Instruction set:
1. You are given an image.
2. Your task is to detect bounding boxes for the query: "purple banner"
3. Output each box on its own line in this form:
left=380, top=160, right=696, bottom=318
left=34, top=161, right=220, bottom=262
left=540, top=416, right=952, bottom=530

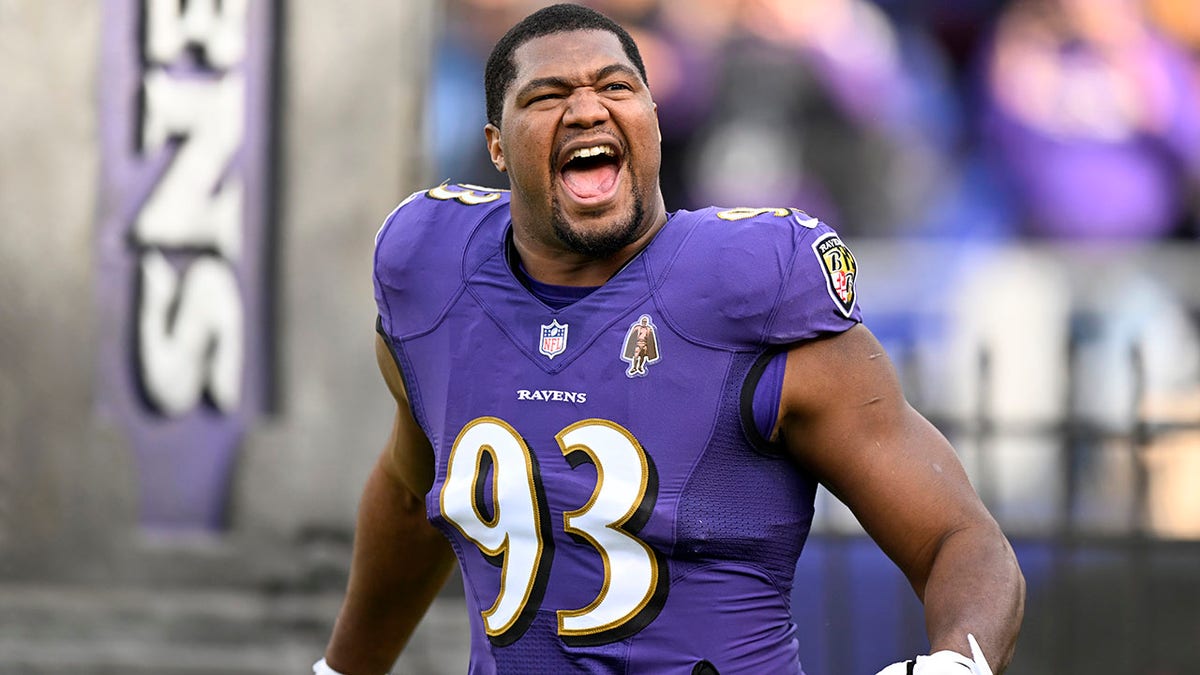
left=95, top=0, right=275, bottom=531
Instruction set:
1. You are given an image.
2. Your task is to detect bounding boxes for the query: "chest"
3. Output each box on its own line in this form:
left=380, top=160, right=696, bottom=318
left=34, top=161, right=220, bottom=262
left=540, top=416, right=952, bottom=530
left=404, top=296, right=731, bottom=544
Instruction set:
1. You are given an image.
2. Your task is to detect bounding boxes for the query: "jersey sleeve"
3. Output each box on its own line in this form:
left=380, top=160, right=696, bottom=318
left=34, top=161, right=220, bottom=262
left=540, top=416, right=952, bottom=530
left=766, top=220, right=863, bottom=344
left=653, top=207, right=862, bottom=350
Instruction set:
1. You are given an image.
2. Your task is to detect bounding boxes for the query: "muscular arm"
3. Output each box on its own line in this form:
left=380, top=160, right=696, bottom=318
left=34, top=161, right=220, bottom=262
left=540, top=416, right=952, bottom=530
left=323, top=334, right=457, bottom=674
left=776, top=325, right=1025, bottom=671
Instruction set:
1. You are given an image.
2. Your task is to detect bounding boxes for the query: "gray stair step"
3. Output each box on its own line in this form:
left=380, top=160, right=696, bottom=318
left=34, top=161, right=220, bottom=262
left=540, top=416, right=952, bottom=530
left=0, top=583, right=469, bottom=675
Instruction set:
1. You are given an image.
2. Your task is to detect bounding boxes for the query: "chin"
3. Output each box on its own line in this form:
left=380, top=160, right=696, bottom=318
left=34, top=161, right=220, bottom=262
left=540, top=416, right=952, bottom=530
left=551, top=197, right=646, bottom=259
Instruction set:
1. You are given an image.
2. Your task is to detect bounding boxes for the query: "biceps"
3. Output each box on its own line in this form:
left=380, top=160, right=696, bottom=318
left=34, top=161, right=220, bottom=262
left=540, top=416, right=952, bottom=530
left=382, top=405, right=437, bottom=498
left=374, top=333, right=436, bottom=497
left=778, top=326, right=987, bottom=581
left=803, top=403, right=985, bottom=588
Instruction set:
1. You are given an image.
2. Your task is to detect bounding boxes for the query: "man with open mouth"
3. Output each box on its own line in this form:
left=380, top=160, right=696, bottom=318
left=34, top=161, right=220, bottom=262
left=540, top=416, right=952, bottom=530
left=317, top=4, right=1025, bottom=675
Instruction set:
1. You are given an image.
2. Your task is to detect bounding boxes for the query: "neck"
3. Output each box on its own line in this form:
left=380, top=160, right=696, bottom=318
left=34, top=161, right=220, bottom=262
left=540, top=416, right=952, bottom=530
left=512, top=195, right=668, bottom=286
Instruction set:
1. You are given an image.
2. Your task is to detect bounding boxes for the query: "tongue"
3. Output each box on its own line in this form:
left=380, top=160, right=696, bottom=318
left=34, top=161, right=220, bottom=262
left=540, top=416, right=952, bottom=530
left=562, top=163, right=619, bottom=199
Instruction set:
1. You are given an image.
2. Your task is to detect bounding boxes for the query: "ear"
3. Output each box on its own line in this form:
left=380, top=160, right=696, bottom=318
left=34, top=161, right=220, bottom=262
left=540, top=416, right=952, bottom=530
left=653, top=101, right=662, bottom=143
left=485, top=123, right=506, bottom=173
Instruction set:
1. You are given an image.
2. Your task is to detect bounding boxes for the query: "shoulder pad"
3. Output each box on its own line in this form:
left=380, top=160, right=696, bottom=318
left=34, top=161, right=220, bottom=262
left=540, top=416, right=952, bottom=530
left=374, top=184, right=510, bottom=337
left=654, top=206, right=861, bottom=349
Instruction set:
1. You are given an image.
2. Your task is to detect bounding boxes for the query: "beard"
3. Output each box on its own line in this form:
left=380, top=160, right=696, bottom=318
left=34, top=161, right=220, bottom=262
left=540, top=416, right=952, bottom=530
left=549, top=170, right=648, bottom=259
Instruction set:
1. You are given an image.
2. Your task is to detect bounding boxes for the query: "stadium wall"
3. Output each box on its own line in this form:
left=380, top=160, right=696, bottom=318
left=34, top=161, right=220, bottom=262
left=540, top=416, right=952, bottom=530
left=0, top=0, right=435, bottom=581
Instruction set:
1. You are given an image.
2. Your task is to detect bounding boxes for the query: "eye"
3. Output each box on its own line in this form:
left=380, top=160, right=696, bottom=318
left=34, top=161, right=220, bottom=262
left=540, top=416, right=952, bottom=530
left=529, top=92, right=562, bottom=104
left=603, top=82, right=632, bottom=92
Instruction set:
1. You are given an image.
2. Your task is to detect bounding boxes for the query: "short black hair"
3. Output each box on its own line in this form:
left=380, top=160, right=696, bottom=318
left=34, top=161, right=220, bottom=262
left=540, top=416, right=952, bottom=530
left=484, top=3, right=648, bottom=128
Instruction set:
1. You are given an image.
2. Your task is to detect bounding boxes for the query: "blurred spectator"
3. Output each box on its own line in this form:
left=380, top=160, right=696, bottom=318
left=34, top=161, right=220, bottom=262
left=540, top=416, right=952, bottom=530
left=677, top=0, right=964, bottom=237
left=427, top=0, right=539, bottom=187
left=429, top=0, right=1200, bottom=241
left=1146, top=0, right=1200, bottom=53
left=427, top=0, right=969, bottom=238
left=980, top=0, right=1200, bottom=239
left=883, top=0, right=1008, bottom=78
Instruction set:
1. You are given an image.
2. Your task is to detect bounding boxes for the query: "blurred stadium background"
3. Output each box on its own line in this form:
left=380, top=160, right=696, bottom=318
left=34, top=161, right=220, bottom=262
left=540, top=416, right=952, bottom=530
left=1, top=0, right=1198, bottom=673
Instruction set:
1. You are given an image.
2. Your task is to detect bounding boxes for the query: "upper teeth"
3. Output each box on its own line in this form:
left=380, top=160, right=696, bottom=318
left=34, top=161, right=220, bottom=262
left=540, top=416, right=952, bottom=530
left=569, top=145, right=615, bottom=161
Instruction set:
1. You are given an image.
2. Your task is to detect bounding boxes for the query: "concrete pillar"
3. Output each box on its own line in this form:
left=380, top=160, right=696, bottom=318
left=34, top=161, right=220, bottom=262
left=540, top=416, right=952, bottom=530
left=0, top=0, right=435, bottom=578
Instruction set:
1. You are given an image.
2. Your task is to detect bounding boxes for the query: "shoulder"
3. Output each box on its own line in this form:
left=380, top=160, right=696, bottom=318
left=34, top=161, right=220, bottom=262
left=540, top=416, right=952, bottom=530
left=374, top=183, right=510, bottom=336
left=374, top=183, right=510, bottom=263
left=652, top=206, right=862, bottom=349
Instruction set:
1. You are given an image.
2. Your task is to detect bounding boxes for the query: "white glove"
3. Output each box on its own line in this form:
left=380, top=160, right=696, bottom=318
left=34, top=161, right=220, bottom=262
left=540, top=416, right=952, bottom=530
left=312, top=658, right=347, bottom=675
left=312, top=657, right=394, bottom=675
left=875, top=633, right=994, bottom=675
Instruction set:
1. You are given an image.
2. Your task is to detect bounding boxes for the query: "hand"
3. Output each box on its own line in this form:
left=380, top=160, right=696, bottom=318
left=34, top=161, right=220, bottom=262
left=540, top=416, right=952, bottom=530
left=874, top=634, right=994, bottom=675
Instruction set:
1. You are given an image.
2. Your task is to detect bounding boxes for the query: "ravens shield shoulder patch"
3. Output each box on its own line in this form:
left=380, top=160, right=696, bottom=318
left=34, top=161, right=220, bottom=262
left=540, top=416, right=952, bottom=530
left=812, top=233, right=857, bottom=318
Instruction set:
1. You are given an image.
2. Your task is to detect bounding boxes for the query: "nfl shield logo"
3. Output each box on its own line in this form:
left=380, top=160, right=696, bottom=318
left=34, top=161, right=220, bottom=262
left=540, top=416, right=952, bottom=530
left=539, top=320, right=569, bottom=359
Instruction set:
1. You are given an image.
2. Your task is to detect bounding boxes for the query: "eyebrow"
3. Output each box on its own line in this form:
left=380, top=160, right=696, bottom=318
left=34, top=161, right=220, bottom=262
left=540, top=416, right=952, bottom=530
left=515, top=64, right=641, bottom=100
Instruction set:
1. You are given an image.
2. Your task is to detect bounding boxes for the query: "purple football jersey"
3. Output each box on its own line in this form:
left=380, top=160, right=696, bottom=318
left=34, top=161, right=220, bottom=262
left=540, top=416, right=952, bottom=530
left=374, top=184, right=863, bottom=674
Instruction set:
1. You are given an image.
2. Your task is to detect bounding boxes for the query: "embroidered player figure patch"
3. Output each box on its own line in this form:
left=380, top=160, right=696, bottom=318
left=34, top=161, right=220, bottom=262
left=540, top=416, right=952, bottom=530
left=812, top=232, right=857, bottom=318
left=621, top=314, right=660, bottom=377
left=540, top=319, right=568, bottom=359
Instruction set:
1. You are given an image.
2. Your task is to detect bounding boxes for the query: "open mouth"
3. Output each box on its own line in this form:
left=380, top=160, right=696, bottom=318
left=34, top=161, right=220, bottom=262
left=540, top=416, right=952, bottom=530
left=559, top=143, right=622, bottom=203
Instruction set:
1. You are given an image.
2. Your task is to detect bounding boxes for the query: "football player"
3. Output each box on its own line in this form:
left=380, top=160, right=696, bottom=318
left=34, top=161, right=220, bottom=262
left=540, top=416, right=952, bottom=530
left=316, top=5, right=1024, bottom=674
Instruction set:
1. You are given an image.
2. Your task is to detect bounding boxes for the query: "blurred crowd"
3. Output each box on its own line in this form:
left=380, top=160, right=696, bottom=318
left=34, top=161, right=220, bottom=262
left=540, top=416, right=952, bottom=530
left=428, top=0, right=1200, bottom=241
left=425, top=0, right=1200, bottom=539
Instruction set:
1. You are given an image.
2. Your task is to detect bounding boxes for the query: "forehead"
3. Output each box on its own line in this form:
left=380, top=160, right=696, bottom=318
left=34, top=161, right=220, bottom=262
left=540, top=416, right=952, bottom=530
left=510, top=29, right=633, bottom=86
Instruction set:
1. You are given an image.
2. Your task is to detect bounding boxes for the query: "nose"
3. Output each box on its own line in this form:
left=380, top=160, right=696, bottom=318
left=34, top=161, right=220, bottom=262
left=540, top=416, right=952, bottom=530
left=562, top=88, right=610, bottom=128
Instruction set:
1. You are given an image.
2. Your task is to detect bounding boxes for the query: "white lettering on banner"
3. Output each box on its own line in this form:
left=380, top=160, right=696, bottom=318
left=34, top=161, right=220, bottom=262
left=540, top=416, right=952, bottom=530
left=144, top=0, right=248, bottom=68
left=136, top=69, right=244, bottom=261
left=133, top=0, right=248, bottom=416
left=139, top=252, right=243, bottom=415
